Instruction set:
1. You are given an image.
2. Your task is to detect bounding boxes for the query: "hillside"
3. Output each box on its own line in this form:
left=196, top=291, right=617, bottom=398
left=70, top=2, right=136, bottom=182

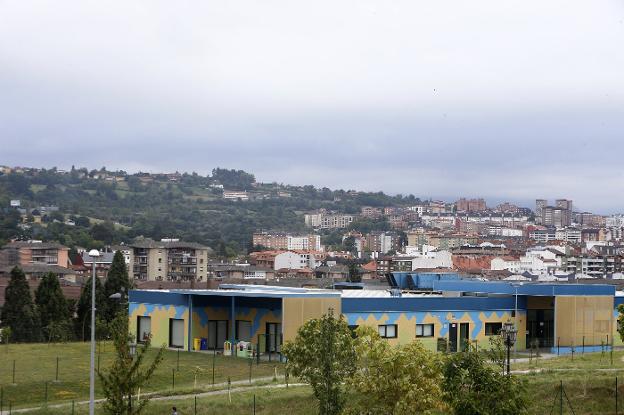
left=0, top=166, right=420, bottom=255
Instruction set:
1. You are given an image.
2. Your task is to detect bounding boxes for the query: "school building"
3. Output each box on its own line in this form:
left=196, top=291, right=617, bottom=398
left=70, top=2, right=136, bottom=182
left=128, top=274, right=622, bottom=355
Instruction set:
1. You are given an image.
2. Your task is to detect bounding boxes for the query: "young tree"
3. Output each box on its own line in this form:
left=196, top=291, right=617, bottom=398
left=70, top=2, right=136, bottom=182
left=35, top=273, right=71, bottom=332
left=98, top=312, right=164, bottom=415
left=1, top=267, right=41, bottom=342
left=283, top=309, right=356, bottom=415
left=346, top=326, right=445, bottom=414
left=443, top=343, right=527, bottom=415
left=347, top=262, right=362, bottom=283
left=104, top=251, right=132, bottom=321
left=75, top=276, right=107, bottom=341
left=617, top=304, right=624, bottom=342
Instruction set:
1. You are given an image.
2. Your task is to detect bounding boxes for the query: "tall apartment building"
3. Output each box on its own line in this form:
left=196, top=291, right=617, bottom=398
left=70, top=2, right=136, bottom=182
left=304, top=211, right=354, bottom=229
left=456, top=198, right=487, bottom=212
left=536, top=199, right=572, bottom=227
left=252, top=232, right=322, bottom=251
left=0, top=241, right=69, bottom=268
left=128, top=239, right=209, bottom=281
left=365, top=231, right=400, bottom=255
left=535, top=199, right=547, bottom=224
left=361, top=206, right=383, bottom=218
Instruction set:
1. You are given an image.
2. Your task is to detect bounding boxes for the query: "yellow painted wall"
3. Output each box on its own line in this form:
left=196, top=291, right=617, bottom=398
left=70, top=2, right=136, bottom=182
left=345, top=310, right=526, bottom=351
left=129, top=303, right=189, bottom=350
left=282, top=297, right=342, bottom=342
left=555, top=296, right=613, bottom=347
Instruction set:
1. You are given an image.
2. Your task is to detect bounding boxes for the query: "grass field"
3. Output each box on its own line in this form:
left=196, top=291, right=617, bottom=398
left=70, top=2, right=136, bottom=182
left=3, top=343, right=624, bottom=414
left=0, top=342, right=285, bottom=410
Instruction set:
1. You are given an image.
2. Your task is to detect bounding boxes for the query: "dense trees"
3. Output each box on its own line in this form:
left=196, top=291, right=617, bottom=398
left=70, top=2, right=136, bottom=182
left=346, top=326, right=445, bottom=414
left=104, top=251, right=132, bottom=321
left=0, top=167, right=420, bottom=256
left=35, top=272, right=73, bottom=341
left=442, top=342, right=528, bottom=415
left=75, top=276, right=107, bottom=341
left=1, top=267, right=41, bottom=342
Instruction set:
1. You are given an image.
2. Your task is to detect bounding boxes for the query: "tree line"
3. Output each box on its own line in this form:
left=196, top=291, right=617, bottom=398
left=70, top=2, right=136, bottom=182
left=0, top=251, right=131, bottom=343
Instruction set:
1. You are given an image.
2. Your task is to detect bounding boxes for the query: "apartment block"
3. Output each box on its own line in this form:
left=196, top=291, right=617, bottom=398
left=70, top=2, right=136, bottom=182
left=128, top=239, right=210, bottom=281
left=252, top=232, right=322, bottom=251
left=0, top=241, right=69, bottom=268
left=455, top=198, right=487, bottom=212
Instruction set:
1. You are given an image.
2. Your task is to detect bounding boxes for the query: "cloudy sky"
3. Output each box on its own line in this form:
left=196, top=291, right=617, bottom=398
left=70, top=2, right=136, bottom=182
left=1, top=1, right=623, bottom=212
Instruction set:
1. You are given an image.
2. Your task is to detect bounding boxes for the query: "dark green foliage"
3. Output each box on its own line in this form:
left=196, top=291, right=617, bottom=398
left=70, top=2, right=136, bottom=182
left=104, top=251, right=132, bottom=320
left=347, top=262, right=362, bottom=283
left=443, top=345, right=527, bottom=415
left=1, top=267, right=41, bottom=342
left=211, top=167, right=255, bottom=190
left=98, top=312, right=164, bottom=414
left=75, top=276, right=107, bottom=341
left=35, top=273, right=71, bottom=331
left=0, top=167, right=421, bottom=257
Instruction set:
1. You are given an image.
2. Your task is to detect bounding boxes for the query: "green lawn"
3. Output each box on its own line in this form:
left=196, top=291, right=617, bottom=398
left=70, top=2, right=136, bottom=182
left=3, top=343, right=624, bottom=414
left=16, top=386, right=317, bottom=415
left=0, top=342, right=285, bottom=409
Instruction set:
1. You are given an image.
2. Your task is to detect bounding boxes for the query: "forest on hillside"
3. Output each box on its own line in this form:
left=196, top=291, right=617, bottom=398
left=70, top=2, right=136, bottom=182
left=0, top=166, right=421, bottom=256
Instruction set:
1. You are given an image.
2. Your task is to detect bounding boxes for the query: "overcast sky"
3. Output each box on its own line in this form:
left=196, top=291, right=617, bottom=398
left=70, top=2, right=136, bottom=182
left=1, top=1, right=623, bottom=212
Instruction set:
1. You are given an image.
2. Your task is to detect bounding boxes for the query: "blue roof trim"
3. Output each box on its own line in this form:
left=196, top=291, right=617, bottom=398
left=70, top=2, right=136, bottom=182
left=433, top=281, right=615, bottom=296
left=129, top=290, right=189, bottom=306
left=342, top=296, right=526, bottom=313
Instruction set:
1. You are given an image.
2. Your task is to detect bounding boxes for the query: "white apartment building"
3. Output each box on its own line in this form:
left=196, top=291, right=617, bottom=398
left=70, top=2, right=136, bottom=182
left=223, top=191, right=249, bottom=201
left=287, top=235, right=322, bottom=251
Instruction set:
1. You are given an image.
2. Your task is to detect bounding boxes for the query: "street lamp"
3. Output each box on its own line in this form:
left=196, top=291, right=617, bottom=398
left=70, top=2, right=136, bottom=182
left=501, top=321, right=518, bottom=375
left=510, top=282, right=522, bottom=362
left=88, top=249, right=100, bottom=415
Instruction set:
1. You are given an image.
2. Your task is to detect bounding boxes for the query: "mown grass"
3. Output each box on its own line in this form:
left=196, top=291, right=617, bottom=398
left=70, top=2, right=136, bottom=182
left=0, top=342, right=285, bottom=409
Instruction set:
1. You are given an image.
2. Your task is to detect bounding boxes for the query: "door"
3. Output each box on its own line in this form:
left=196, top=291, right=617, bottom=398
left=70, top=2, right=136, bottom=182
left=169, top=318, right=184, bottom=349
left=266, top=322, right=282, bottom=353
left=449, top=323, right=458, bottom=352
left=137, top=316, right=151, bottom=343
left=208, top=320, right=228, bottom=349
left=460, top=323, right=470, bottom=351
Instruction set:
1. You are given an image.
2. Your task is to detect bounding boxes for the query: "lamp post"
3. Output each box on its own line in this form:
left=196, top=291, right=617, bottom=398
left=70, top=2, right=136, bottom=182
left=88, top=249, right=100, bottom=415
left=511, top=282, right=521, bottom=362
left=501, top=321, right=518, bottom=375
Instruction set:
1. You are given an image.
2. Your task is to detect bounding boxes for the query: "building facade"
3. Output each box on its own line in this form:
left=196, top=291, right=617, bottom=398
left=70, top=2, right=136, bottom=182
left=128, top=239, right=210, bottom=281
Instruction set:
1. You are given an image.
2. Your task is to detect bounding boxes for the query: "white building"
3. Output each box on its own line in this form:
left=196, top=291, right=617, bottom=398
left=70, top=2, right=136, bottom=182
left=223, top=191, right=249, bottom=201
left=287, top=235, right=322, bottom=251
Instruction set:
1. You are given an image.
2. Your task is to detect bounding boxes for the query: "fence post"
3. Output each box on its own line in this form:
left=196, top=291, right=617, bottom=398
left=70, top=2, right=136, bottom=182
left=560, top=381, right=563, bottom=415
left=72, top=400, right=75, bottom=415
left=582, top=336, right=585, bottom=355
left=56, top=356, right=59, bottom=382
left=256, top=339, right=260, bottom=366
left=97, top=355, right=100, bottom=373
left=45, top=381, right=48, bottom=406
left=177, top=348, right=180, bottom=371
left=249, top=355, right=252, bottom=384
left=228, top=377, right=231, bottom=403
left=12, top=360, right=15, bottom=384
left=194, top=395, right=197, bottom=415
left=253, top=394, right=256, bottom=415
left=172, top=368, right=175, bottom=390
left=557, top=338, right=560, bottom=356
left=212, top=348, right=216, bottom=386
